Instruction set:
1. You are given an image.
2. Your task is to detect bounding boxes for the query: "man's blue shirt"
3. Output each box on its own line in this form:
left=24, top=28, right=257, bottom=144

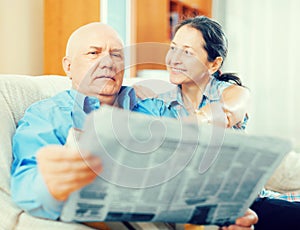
left=11, top=86, right=139, bottom=220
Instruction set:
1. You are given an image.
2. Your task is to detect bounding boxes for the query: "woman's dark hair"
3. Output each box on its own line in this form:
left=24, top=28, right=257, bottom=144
left=175, top=16, right=242, bottom=86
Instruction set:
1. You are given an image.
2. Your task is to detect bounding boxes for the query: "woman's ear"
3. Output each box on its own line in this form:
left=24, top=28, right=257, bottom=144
left=62, top=56, right=72, bottom=79
left=209, top=56, right=223, bottom=75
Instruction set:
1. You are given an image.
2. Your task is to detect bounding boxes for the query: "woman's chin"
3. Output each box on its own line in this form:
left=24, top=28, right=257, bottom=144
left=169, top=76, right=184, bottom=85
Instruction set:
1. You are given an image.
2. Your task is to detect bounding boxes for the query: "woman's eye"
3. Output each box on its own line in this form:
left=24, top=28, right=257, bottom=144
left=184, top=50, right=192, bottom=55
left=170, top=46, right=175, bottom=51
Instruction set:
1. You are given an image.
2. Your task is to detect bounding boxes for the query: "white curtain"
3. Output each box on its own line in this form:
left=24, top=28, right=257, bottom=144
left=213, top=0, right=300, bottom=149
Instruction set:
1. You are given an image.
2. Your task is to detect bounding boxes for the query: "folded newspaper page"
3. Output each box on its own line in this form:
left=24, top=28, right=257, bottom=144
left=61, top=105, right=292, bottom=226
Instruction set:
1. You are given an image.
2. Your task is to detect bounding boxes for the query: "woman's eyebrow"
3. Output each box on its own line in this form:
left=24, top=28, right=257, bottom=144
left=182, top=45, right=192, bottom=48
left=171, top=41, right=192, bottom=49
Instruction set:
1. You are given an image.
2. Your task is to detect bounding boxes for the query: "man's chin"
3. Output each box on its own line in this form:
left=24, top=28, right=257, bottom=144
left=95, top=91, right=120, bottom=105
left=94, top=89, right=115, bottom=96
left=97, top=87, right=120, bottom=96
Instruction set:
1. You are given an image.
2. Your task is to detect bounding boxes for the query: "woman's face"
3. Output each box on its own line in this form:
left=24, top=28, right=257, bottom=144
left=165, top=25, right=212, bottom=86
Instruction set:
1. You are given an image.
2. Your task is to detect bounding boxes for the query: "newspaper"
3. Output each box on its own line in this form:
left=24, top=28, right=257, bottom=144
left=61, top=105, right=292, bottom=226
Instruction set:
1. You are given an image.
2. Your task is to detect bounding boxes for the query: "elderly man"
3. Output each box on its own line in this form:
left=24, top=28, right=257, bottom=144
left=11, top=22, right=134, bottom=219
left=11, top=22, right=257, bottom=229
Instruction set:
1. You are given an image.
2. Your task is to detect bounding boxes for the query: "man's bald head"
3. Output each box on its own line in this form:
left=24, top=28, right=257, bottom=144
left=65, top=22, right=124, bottom=57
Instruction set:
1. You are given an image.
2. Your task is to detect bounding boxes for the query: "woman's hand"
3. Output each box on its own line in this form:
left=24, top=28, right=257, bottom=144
left=195, top=102, right=229, bottom=127
left=221, top=85, right=250, bottom=127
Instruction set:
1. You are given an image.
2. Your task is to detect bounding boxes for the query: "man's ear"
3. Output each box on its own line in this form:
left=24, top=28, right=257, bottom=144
left=62, top=56, right=72, bottom=79
left=209, top=56, right=223, bottom=75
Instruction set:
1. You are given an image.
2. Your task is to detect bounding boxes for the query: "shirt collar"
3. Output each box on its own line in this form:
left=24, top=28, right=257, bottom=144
left=69, top=89, right=99, bottom=114
left=161, top=77, right=216, bottom=108
left=116, top=86, right=138, bottom=110
left=202, top=77, right=222, bottom=101
left=70, top=86, right=137, bottom=113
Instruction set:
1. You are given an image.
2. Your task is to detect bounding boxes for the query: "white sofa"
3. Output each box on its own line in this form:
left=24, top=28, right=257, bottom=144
left=0, top=74, right=299, bottom=229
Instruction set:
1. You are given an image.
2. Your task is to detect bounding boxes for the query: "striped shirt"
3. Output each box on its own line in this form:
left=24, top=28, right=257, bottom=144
left=260, top=188, right=300, bottom=202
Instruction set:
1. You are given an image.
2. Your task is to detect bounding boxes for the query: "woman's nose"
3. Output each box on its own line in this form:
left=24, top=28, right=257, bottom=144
left=169, top=49, right=182, bottom=65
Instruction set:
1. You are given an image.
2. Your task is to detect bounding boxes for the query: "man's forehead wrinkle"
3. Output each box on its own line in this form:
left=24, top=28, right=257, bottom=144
left=65, top=22, right=124, bottom=56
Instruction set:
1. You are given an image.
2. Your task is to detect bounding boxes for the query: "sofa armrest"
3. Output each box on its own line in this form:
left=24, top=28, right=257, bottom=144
left=266, top=151, right=300, bottom=193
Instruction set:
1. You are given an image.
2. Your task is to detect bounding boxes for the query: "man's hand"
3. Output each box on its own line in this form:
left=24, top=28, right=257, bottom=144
left=220, top=209, right=258, bottom=230
left=37, top=145, right=102, bottom=201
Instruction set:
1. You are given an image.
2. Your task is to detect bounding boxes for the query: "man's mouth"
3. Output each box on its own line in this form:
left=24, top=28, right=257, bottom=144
left=94, top=75, right=115, bottom=81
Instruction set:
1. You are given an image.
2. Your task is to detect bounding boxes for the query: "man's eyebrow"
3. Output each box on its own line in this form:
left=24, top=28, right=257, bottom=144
left=111, top=48, right=123, bottom=52
left=89, top=46, right=102, bottom=50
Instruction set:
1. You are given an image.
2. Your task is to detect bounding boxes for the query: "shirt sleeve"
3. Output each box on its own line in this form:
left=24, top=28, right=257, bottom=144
left=133, top=98, right=173, bottom=117
left=209, top=79, right=233, bottom=102
left=215, top=81, right=249, bottom=130
left=11, top=102, right=69, bottom=220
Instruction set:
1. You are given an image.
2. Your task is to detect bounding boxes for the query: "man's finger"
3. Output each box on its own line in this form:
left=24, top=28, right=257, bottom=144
left=37, top=145, right=93, bottom=161
left=40, top=155, right=102, bottom=174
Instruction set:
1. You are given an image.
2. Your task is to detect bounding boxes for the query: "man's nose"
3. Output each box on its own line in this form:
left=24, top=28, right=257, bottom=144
left=98, top=53, right=113, bottom=69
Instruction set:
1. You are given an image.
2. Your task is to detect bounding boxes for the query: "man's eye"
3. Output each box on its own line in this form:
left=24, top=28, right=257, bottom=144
left=87, top=51, right=98, bottom=55
left=111, top=52, right=122, bottom=58
left=170, top=46, right=175, bottom=51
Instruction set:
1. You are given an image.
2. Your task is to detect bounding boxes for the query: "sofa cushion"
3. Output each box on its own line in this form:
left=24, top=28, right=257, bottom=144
left=0, top=189, right=22, bottom=229
left=266, top=151, right=300, bottom=193
left=15, top=212, right=92, bottom=230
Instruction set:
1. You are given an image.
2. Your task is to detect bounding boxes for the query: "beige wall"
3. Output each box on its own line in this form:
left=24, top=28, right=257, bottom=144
left=0, top=0, right=44, bottom=75
left=214, top=0, right=300, bottom=149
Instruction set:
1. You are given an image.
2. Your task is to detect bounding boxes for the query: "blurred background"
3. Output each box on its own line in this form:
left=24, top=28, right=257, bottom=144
left=0, top=0, right=299, bottom=149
